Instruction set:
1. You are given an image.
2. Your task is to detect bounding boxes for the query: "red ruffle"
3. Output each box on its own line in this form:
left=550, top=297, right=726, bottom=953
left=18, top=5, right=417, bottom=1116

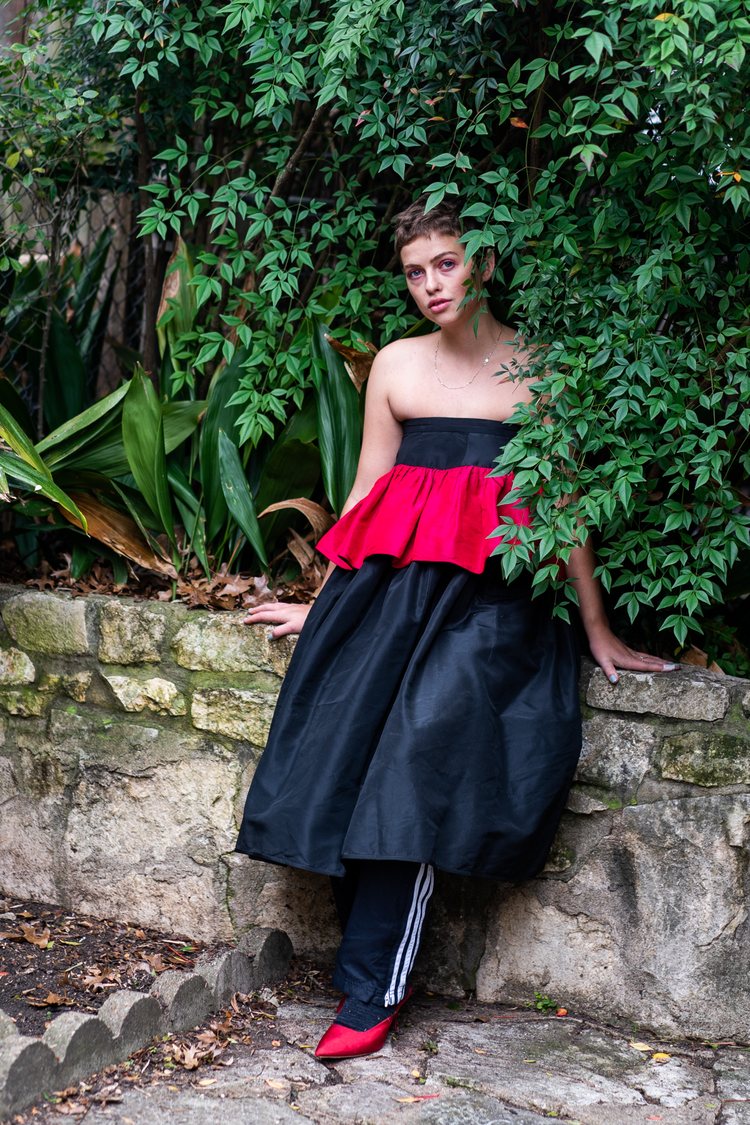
left=317, top=464, right=531, bottom=573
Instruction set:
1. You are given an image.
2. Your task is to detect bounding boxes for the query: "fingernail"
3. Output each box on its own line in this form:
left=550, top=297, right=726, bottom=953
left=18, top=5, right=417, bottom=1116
left=663, top=663, right=679, bottom=671
left=266, top=628, right=275, bottom=641
left=609, top=673, right=618, bottom=684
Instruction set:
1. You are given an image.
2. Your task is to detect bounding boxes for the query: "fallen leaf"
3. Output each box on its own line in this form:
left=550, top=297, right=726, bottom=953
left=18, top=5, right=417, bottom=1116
left=271, top=1039, right=282, bottom=1047
left=411, top=1068, right=421, bottom=1078
left=197, top=1078, right=217, bottom=1087
left=265, top=1078, right=287, bottom=1090
left=510, top=116, right=529, bottom=128
left=26, top=991, right=76, bottom=1008
left=651, top=1052, right=671, bottom=1061
left=396, top=1094, right=441, bottom=1103
left=629, top=1041, right=653, bottom=1051
left=20, top=923, right=51, bottom=948
left=555, top=1007, right=569, bottom=1017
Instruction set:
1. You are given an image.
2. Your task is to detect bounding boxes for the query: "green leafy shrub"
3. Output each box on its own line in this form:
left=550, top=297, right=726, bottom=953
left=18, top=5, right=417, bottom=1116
left=2, top=0, right=748, bottom=647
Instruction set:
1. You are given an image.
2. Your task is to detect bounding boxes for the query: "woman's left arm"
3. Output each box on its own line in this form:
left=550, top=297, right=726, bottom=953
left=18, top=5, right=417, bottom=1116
left=567, top=537, right=678, bottom=684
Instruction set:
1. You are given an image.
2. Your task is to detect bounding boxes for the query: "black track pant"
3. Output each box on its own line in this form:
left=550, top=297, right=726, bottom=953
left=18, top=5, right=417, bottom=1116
left=330, top=860, right=435, bottom=1006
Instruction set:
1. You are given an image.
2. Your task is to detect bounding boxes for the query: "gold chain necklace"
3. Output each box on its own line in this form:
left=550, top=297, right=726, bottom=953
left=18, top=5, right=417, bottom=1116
left=433, top=330, right=507, bottom=390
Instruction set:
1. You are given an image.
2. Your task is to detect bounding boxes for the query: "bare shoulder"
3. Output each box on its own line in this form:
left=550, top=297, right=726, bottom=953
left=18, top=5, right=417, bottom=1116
left=373, top=335, right=431, bottom=373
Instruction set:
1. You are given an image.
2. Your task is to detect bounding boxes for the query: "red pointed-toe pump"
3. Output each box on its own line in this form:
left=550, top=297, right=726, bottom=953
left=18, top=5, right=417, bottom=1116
left=315, top=989, right=412, bottom=1061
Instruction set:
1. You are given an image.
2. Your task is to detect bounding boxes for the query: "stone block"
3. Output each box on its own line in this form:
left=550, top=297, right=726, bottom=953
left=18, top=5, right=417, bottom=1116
left=236, top=928, right=293, bottom=988
left=63, top=672, right=92, bottom=702
left=98, top=602, right=166, bottom=664
left=42, top=1011, right=118, bottom=1085
left=2, top=592, right=89, bottom=655
left=150, top=970, right=214, bottom=1031
left=173, top=614, right=294, bottom=677
left=577, top=713, right=660, bottom=799
left=196, top=949, right=257, bottom=1004
left=0, top=1036, right=58, bottom=1116
left=0, top=647, right=35, bottom=685
left=0, top=687, right=50, bottom=717
left=657, top=729, right=750, bottom=787
left=742, top=688, right=750, bottom=717
left=98, top=989, right=165, bottom=1056
left=226, top=856, right=338, bottom=962
left=587, top=667, right=730, bottom=721
left=191, top=687, right=277, bottom=745
left=476, top=793, right=750, bottom=1041
left=103, top=673, right=187, bottom=716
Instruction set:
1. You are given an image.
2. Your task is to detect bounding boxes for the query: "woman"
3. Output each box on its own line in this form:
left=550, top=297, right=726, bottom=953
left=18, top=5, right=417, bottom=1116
left=235, top=198, right=677, bottom=1059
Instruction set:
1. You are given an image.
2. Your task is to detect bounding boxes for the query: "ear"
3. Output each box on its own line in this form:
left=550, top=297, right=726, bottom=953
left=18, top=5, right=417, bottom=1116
left=480, top=250, right=496, bottom=282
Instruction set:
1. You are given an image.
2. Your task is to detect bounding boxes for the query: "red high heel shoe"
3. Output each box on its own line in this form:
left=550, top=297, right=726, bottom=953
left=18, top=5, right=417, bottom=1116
left=315, top=988, right=413, bottom=1060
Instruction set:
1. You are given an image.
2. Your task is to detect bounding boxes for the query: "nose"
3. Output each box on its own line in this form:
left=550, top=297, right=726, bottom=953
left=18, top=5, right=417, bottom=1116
left=424, top=269, right=441, bottom=294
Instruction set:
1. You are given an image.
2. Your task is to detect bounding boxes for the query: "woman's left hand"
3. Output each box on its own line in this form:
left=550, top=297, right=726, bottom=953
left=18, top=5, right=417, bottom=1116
left=587, top=624, right=679, bottom=685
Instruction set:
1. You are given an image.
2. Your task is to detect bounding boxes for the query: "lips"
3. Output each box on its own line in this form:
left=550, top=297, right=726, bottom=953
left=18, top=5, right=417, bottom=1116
left=428, top=299, right=451, bottom=312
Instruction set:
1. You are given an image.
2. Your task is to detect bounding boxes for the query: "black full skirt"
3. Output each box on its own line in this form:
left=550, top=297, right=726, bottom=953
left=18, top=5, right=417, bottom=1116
left=235, top=556, right=581, bottom=881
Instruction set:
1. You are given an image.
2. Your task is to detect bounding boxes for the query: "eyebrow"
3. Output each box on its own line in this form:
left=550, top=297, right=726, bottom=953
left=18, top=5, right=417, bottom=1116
left=402, top=251, right=459, bottom=270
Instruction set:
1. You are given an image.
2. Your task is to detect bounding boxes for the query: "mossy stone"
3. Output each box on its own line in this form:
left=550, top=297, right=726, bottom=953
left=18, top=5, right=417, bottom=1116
left=657, top=730, right=750, bottom=787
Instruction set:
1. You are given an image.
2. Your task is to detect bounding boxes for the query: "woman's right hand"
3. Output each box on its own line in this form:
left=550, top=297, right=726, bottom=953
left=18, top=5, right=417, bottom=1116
left=243, top=600, right=312, bottom=638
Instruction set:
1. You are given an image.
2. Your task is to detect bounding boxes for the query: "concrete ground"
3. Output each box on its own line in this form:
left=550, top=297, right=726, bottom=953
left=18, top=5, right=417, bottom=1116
left=77, top=993, right=749, bottom=1125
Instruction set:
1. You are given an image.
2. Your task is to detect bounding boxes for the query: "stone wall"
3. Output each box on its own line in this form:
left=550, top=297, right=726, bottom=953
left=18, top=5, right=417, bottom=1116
left=0, top=587, right=748, bottom=1042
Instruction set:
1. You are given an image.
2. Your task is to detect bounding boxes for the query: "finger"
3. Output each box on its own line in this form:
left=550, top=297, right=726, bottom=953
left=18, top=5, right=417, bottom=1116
left=598, top=658, right=619, bottom=685
left=618, top=651, right=679, bottom=672
left=243, top=609, right=285, bottom=625
left=270, top=621, right=299, bottom=638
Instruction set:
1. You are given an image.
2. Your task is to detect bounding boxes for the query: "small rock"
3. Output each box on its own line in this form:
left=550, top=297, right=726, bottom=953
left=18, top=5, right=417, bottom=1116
left=0, top=1011, right=18, bottom=1040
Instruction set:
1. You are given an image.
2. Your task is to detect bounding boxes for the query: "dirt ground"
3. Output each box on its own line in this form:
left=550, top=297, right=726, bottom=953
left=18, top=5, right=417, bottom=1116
left=0, top=897, right=232, bottom=1038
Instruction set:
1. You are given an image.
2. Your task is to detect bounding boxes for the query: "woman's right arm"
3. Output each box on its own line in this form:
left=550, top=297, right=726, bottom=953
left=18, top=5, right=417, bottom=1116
left=243, top=348, right=403, bottom=637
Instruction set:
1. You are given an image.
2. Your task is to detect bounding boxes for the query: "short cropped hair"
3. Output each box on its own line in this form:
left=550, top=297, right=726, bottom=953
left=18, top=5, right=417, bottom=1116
left=393, top=197, right=466, bottom=255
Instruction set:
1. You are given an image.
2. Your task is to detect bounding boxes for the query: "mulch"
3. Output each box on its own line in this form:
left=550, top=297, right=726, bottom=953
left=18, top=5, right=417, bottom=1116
left=0, top=897, right=232, bottom=1038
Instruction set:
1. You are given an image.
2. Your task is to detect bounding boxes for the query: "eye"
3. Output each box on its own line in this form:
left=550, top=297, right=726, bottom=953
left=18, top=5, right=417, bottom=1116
left=439, top=258, right=456, bottom=271
left=405, top=268, right=423, bottom=281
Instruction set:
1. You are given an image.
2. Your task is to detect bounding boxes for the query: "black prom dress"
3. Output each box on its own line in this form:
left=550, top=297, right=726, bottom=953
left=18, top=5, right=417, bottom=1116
left=235, top=417, right=581, bottom=881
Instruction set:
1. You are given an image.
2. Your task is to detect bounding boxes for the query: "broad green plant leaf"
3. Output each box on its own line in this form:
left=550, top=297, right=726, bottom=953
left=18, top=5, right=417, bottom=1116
left=121, top=366, right=175, bottom=543
left=217, top=429, right=268, bottom=569
left=0, top=402, right=52, bottom=478
left=310, top=318, right=363, bottom=516
left=37, top=381, right=131, bottom=464
left=200, top=352, right=246, bottom=541
left=0, top=450, right=85, bottom=525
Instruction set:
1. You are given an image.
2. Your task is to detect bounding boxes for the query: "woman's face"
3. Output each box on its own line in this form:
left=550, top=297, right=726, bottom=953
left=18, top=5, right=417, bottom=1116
left=400, top=233, right=493, bottom=326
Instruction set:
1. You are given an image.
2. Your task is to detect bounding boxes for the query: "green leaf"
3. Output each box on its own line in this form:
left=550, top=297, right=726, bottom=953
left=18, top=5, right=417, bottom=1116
left=310, top=318, right=363, bottom=516
left=217, top=429, right=268, bottom=569
left=121, top=366, right=174, bottom=542
left=0, top=403, right=51, bottom=479
left=0, top=450, right=85, bottom=525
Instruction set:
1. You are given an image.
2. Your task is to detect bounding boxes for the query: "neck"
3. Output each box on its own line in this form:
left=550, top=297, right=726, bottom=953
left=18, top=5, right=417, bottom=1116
left=437, top=306, right=505, bottom=355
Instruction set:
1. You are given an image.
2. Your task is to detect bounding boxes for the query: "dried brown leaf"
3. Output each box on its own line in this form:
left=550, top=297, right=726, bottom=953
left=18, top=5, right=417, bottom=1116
left=26, top=991, right=76, bottom=1008
left=259, top=498, right=333, bottom=541
left=20, top=923, right=51, bottom=948
left=63, top=494, right=177, bottom=578
left=325, top=334, right=377, bottom=392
